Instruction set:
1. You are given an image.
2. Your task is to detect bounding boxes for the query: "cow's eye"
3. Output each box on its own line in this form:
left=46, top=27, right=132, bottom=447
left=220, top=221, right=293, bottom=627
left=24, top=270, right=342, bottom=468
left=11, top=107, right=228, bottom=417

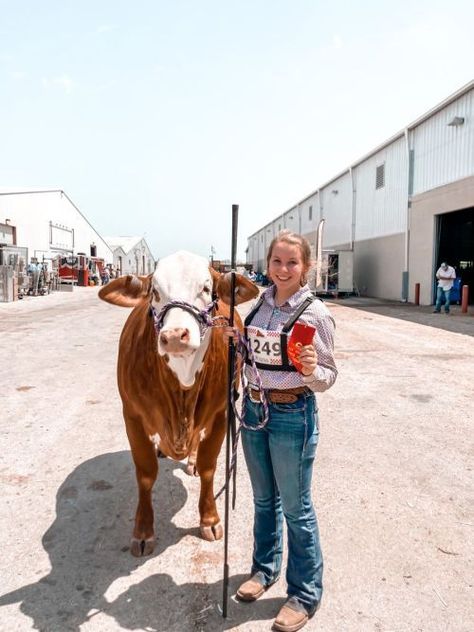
left=202, top=286, right=211, bottom=294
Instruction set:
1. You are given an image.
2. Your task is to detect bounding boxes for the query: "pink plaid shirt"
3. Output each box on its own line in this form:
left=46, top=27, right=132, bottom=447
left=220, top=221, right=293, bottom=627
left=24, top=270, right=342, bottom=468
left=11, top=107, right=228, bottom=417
left=244, top=285, right=337, bottom=393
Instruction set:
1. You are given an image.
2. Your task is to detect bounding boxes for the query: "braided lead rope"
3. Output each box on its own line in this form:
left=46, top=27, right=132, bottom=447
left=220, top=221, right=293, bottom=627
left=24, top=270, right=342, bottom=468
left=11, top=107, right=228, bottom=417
left=215, top=331, right=271, bottom=501
left=232, top=331, right=270, bottom=431
left=148, top=299, right=270, bottom=499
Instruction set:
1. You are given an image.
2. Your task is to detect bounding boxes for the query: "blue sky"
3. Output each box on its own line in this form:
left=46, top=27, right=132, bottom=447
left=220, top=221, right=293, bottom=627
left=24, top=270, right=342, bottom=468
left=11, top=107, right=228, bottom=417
left=1, top=0, right=473, bottom=261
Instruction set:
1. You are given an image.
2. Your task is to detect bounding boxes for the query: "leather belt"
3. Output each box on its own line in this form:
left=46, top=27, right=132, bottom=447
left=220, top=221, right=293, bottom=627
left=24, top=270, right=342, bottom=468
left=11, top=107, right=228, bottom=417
left=249, top=386, right=308, bottom=404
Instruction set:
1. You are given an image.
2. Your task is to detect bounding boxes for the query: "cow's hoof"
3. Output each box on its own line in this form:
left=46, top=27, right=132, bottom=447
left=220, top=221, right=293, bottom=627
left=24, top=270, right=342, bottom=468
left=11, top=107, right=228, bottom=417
left=130, top=537, right=155, bottom=557
left=200, top=522, right=223, bottom=541
left=185, top=462, right=199, bottom=476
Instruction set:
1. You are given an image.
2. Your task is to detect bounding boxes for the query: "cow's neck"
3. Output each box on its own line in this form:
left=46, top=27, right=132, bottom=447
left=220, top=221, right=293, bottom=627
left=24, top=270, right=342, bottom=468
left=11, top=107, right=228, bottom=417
left=165, top=330, right=212, bottom=388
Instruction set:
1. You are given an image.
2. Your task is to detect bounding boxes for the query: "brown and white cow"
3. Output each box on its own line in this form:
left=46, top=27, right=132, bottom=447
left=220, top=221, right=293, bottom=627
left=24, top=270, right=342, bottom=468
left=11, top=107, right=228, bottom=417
left=99, top=250, right=258, bottom=556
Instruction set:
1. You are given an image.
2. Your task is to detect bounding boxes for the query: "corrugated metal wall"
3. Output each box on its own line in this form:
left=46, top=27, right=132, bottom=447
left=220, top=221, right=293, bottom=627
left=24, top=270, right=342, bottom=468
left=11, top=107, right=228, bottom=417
left=354, top=135, right=408, bottom=241
left=0, top=191, right=114, bottom=263
left=300, top=192, right=319, bottom=235
left=319, top=172, right=352, bottom=247
left=246, top=83, right=474, bottom=296
left=412, top=88, right=474, bottom=195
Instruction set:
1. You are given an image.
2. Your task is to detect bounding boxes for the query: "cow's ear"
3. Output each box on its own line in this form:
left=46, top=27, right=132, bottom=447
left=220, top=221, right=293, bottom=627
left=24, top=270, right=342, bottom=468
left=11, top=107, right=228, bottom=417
left=98, top=274, right=152, bottom=307
left=209, top=266, right=221, bottom=294
left=217, top=272, right=259, bottom=306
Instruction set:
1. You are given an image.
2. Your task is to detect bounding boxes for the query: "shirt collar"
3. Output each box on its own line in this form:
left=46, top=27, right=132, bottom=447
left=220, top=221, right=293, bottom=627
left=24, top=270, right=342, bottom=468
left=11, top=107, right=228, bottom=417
left=264, top=284, right=312, bottom=308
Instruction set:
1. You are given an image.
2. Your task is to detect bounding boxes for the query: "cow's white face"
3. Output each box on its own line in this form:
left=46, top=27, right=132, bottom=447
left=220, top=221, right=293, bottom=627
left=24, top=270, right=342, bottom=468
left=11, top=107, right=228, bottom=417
left=152, top=251, right=214, bottom=387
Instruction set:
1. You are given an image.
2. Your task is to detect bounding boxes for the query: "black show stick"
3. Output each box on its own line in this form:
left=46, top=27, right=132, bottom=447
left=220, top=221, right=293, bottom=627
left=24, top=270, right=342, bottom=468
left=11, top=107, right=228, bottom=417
left=222, top=203, right=238, bottom=618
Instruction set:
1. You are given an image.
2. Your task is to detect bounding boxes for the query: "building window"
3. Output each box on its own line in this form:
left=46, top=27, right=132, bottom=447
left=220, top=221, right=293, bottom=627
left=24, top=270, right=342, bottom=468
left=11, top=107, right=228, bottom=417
left=261, top=235, right=263, bottom=242
left=309, top=205, right=313, bottom=220
left=278, top=224, right=281, bottom=231
left=376, top=164, right=385, bottom=189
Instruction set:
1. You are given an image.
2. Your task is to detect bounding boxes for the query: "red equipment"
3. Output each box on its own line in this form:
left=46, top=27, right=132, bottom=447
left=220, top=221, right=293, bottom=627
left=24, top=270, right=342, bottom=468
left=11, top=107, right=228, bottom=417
left=57, top=254, right=105, bottom=286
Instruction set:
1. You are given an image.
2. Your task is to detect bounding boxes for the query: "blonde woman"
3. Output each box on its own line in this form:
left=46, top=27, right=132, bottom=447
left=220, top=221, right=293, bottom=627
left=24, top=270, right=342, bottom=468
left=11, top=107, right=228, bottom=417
left=226, top=230, right=337, bottom=632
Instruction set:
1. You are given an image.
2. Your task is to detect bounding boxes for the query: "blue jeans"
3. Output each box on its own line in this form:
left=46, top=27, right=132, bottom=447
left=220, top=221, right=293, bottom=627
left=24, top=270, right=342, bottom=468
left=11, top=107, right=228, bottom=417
left=241, top=391, right=322, bottom=612
left=435, top=286, right=451, bottom=313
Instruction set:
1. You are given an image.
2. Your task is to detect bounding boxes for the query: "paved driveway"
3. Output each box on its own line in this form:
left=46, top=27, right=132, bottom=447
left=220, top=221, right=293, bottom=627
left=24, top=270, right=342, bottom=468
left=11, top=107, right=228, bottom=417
left=0, top=288, right=472, bottom=631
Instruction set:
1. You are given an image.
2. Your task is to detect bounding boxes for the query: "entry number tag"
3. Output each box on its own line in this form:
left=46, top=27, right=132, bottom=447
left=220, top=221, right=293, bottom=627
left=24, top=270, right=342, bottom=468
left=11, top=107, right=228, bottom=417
left=246, top=326, right=283, bottom=366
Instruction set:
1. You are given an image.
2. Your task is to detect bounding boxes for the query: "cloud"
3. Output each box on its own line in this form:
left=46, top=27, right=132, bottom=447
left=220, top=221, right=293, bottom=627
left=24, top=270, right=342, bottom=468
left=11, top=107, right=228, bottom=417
left=96, top=24, right=118, bottom=34
left=9, top=70, right=26, bottom=79
left=42, top=75, right=75, bottom=94
left=332, top=34, right=344, bottom=50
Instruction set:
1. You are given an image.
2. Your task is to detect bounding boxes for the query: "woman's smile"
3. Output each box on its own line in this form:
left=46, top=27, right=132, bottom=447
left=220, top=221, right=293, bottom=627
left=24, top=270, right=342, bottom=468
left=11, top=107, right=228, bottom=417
left=268, top=241, right=306, bottom=301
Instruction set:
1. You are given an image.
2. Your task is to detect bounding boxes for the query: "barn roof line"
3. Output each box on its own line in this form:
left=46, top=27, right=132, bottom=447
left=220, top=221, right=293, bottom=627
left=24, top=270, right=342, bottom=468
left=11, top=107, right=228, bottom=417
left=249, top=79, right=474, bottom=239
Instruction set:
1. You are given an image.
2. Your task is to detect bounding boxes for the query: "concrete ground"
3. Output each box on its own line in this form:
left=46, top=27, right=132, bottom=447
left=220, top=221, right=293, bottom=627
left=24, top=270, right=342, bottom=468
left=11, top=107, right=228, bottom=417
left=0, top=287, right=472, bottom=632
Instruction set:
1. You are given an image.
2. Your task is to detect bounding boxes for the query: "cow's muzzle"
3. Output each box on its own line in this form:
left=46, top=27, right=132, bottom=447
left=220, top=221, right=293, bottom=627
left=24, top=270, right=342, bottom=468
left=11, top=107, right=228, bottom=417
left=159, top=327, right=192, bottom=354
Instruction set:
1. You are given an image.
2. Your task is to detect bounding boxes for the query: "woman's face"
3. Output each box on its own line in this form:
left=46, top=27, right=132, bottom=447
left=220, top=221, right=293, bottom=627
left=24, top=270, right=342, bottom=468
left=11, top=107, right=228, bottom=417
left=268, top=241, right=306, bottom=296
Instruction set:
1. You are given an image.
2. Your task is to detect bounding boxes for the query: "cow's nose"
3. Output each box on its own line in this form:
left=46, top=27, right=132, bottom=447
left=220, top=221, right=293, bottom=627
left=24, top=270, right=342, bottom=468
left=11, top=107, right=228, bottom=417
left=160, top=328, right=190, bottom=346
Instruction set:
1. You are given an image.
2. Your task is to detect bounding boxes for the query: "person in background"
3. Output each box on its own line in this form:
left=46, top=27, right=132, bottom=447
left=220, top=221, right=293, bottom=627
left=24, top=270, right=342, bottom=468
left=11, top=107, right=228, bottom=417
left=433, top=261, right=456, bottom=314
left=225, top=230, right=337, bottom=632
left=101, top=266, right=111, bottom=285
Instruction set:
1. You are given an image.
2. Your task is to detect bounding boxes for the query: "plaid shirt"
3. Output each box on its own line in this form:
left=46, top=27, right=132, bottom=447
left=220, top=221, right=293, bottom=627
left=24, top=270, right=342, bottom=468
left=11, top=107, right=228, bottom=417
left=244, top=284, right=337, bottom=392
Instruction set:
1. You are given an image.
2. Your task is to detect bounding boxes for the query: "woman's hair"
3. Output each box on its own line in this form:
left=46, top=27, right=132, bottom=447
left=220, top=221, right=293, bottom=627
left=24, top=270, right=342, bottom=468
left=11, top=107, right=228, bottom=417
left=266, top=230, right=312, bottom=285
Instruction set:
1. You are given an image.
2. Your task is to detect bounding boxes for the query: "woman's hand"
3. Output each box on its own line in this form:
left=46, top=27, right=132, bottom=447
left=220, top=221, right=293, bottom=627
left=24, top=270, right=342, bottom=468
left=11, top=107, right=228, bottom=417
left=298, top=344, right=318, bottom=376
left=223, top=326, right=239, bottom=344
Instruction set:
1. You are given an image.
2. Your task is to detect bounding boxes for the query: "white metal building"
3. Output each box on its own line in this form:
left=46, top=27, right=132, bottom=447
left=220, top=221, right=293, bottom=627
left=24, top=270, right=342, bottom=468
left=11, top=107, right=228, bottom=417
left=104, top=236, right=155, bottom=276
left=247, top=80, right=474, bottom=305
left=0, top=189, right=114, bottom=267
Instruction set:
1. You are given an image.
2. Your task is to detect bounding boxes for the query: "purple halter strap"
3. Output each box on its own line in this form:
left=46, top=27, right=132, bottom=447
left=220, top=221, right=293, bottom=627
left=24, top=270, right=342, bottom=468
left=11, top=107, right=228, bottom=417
left=150, top=299, right=218, bottom=339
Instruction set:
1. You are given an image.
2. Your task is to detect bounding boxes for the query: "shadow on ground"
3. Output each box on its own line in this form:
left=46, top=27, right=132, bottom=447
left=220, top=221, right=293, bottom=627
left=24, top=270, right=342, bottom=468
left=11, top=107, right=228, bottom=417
left=330, top=296, right=473, bottom=337
left=0, top=451, right=280, bottom=631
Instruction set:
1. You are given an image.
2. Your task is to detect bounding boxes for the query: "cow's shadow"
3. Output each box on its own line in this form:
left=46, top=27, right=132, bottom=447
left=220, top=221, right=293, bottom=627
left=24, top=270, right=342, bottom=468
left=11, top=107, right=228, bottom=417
left=0, top=450, right=281, bottom=631
left=0, top=451, right=192, bottom=631
left=103, top=572, right=282, bottom=631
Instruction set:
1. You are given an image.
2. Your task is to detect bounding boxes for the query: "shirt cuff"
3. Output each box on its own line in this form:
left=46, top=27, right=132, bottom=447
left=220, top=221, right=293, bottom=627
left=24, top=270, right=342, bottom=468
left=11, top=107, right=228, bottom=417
left=301, top=372, right=318, bottom=385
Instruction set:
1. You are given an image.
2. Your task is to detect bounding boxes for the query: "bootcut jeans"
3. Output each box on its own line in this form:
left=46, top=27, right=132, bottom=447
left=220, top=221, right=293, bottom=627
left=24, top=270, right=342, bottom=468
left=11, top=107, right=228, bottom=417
left=241, top=391, right=322, bottom=613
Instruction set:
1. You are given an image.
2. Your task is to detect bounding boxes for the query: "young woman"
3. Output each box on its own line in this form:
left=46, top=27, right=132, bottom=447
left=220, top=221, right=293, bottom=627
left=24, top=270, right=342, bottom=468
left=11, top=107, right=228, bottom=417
left=227, top=230, right=337, bottom=632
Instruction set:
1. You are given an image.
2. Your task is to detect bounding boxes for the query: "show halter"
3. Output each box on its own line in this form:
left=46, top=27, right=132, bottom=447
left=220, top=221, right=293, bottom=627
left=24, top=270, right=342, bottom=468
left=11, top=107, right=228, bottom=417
left=150, top=298, right=225, bottom=339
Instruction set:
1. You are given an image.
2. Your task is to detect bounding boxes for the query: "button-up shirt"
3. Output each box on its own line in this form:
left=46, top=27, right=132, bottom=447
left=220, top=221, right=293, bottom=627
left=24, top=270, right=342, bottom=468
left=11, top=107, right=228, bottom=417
left=244, top=284, right=337, bottom=392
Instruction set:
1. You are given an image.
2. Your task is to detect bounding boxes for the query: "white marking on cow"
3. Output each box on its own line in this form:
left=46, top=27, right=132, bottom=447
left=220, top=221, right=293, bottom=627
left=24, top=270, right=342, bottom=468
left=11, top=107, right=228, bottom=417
left=151, top=251, right=215, bottom=388
left=149, top=433, right=161, bottom=448
left=199, top=429, right=206, bottom=442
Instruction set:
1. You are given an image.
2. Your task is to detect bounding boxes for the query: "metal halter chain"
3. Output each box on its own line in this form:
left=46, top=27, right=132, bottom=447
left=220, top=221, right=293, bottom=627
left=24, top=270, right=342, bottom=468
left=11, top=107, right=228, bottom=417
left=150, top=299, right=226, bottom=339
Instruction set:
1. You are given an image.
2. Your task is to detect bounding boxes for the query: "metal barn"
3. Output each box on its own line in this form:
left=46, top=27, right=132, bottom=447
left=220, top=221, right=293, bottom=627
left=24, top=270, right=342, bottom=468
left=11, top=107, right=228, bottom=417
left=247, top=80, right=474, bottom=305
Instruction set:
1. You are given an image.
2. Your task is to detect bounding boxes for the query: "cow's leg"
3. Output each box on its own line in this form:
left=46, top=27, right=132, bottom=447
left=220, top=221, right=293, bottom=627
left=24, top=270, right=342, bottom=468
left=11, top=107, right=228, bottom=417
left=196, top=412, right=226, bottom=541
left=185, top=434, right=200, bottom=476
left=126, top=420, right=158, bottom=557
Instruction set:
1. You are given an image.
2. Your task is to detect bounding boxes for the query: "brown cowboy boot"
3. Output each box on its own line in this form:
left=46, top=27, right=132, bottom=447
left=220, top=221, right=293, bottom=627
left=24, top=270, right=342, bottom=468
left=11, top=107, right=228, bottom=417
left=236, top=571, right=274, bottom=602
left=273, top=596, right=316, bottom=632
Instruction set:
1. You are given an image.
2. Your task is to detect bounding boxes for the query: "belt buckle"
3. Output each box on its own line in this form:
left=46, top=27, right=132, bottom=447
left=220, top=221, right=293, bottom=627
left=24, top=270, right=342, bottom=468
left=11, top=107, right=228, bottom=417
left=249, top=389, right=261, bottom=403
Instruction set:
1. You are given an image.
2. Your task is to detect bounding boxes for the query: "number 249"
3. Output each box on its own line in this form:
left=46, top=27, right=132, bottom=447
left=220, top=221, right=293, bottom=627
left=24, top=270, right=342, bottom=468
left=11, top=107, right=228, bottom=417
left=252, top=339, right=281, bottom=356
